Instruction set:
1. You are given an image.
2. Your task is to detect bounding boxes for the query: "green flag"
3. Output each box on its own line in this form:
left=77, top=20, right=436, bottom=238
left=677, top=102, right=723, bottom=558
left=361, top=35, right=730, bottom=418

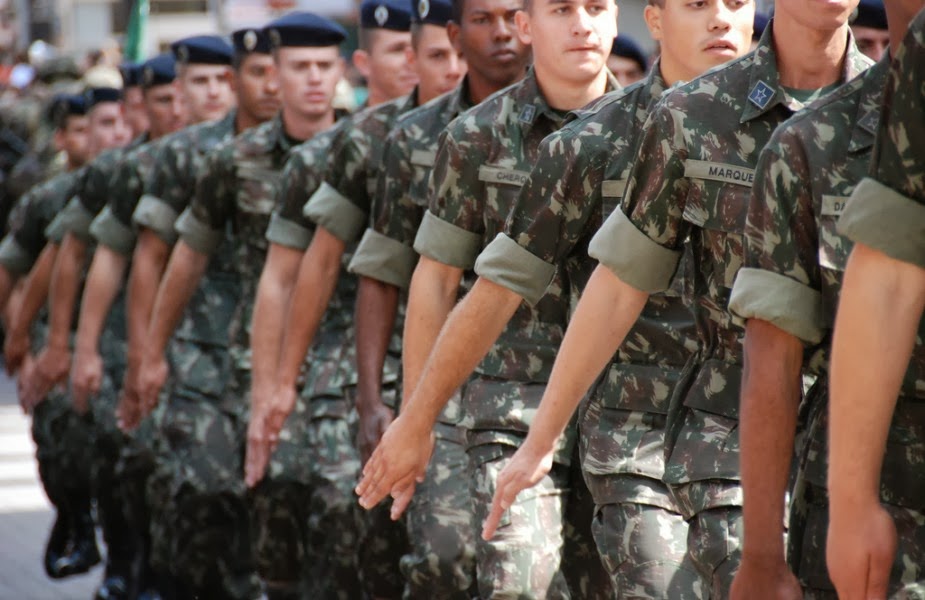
left=124, top=0, right=149, bottom=62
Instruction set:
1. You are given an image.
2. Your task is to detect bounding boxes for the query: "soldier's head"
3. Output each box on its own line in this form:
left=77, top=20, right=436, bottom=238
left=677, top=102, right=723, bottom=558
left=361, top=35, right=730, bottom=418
left=852, top=0, right=889, bottom=60
left=49, top=94, right=91, bottom=168
left=410, top=0, right=466, bottom=103
left=607, top=35, right=647, bottom=86
left=643, top=0, right=753, bottom=85
left=264, top=12, right=346, bottom=122
left=119, top=62, right=150, bottom=137
left=231, top=27, right=281, bottom=125
left=170, top=35, right=236, bottom=125
left=774, top=0, right=858, bottom=34
left=449, top=0, right=529, bottom=95
left=140, top=52, right=187, bottom=139
left=355, top=0, right=418, bottom=105
left=83, top=86, right=131, bottom=155
left=514, top=0, right=617, bottom=89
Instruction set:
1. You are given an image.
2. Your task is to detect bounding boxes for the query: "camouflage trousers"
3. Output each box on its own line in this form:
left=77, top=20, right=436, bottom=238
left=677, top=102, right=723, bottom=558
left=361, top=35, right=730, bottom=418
left=400, top=422, right=476, bottom=599
left=150, top=391, right=262, bottom=600
left=579, top=399, right=701, bottom=598
left=251, top=391, right=364, bottom=600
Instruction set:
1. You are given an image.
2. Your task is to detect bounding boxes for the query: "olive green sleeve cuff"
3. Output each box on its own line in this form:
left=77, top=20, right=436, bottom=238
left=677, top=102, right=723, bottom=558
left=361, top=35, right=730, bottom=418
left=348, top=228, right=417, bottom=289
left=266, top=213, right=312, bottom=251
left=175, top=208, right=222, bottom=256
left=589, top=209, right=681, bottom=293
left=413, top=210, right=482, bottom=270
left=302, top=181, right=367, bottom=243
left=90, top=206, right=136, bottom=257
left=0, top=236, right=34, bottom=275
left=838, top=177, right=925, bottom=269
left=729, top=267, right=825, bottom=345
left=56, top=197, right=95, bottom=242
left=133, top=194, right=179, bottom=246
left=44, top=212, right=69, bottom=244
left=475, top=233, right=556, bottom=306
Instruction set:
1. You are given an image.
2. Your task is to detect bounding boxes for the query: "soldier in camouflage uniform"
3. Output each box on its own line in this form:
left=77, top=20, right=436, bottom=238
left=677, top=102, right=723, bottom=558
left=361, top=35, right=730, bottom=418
left=357, top=1, right=619, bottom=597
left=0, top=97, right=98, bottom=580
left=136, top=14, right=349, bottom=599
left=346, top=0, right=531, bottom=595
left=254, top=3, right=419, bottom=597
left=470, top=3, right=870, bottom=597
left=125, top=29, right=278, bottom=599
left=466, top=2, right=753, bottom=596
left=824, top=6, right=925, bottom=598
left=119, top=62, right=151, bottom=140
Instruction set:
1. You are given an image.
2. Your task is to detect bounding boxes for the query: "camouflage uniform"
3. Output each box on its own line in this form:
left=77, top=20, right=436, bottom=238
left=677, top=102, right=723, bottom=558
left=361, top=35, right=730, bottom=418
left=475, top=62, right=702, bottom=597
left=0, top=171, right=96, bottom=543
left=347, top=80, right=477, bottom=599
left=588, top=23, right=870, bottom=596
left=126, top=111, right=261, bottom=599
left=305, top=94, right=422, bottom=598
left=176, top=113, right=350, bottom=598
left=412, top=68, right=617, bottom=599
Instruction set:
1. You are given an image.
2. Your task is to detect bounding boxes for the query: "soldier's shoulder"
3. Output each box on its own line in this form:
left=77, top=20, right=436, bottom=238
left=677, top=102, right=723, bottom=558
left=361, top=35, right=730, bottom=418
left=662, top=51, right=756, bottom=113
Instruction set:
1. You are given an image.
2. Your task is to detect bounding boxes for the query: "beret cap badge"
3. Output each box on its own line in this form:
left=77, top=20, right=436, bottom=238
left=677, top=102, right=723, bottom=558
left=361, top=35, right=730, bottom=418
left=375, top=5, right=389, bottom=26
left=244, top=30, right=258, bottom=51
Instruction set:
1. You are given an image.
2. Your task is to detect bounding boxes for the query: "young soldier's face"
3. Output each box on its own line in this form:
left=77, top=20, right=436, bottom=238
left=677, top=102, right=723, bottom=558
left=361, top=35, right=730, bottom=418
left=455, top=0, right=530, bottom=87
left=517, top=0, right=617, bottom=85
left=852, top=24, right=890, bottom=61
left=410, top=23, right=467, bottom=101
left=122, top=86, right=150, bottom=138
left=177, top=63, right=236, bottom=123
left=88, top=102, right=130, bottom=155
left=363, top=29, right=419, bottom=99
left=235, top=53, right=281, bottom=123
left=649, top=0, right=753, bottom=82
left=275, top=46, right=343, bottom=120
left=56, top=115, right=91, bottom=167
left=144, top=83, right=186, bottom=138
left=607, top=54, right=645, bottom=86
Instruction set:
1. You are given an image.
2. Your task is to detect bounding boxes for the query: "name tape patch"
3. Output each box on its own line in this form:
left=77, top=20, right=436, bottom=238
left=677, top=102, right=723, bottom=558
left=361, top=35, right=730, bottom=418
left=821, top=195, right=851, bottom=216
left=601, top=179, right=628, bottom=198
left=478, top=165, right=529, bottom=187
left=684, top=160, right=755, bottom=187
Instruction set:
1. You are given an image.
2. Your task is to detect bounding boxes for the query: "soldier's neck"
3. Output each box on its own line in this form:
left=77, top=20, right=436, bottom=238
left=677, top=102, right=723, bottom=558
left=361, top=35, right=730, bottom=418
left=466, top=70, right=525, bottom=105
left=773, top=12, right=849, bottom=90
left=281, top=107, right=335, bottom=142
left=534, top=65, right=609, bottom=111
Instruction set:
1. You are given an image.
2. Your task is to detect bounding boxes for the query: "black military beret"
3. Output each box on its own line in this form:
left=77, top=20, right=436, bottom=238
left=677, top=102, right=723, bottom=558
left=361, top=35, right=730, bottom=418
left=84, top=87, right=122, bottom=109
left=264, top=12, right=348, bottom=48
left=360, top=0, right=413, bottom=31
left=170, top=35, right=234, bottom=66
left=232, top=27, right=273, bottom=55
left=611, top=36, right=647, bottom=73
left=854, top=0, right=887, bottom=30
left=48, top=93, right=88, bottom=128
left=119, top=62, right=143, bottom=88
left=412, top=0, right=453, bottom=26
left=753, top=13, right=770, bottom=41
left=141, top=52, right=178, bottom=89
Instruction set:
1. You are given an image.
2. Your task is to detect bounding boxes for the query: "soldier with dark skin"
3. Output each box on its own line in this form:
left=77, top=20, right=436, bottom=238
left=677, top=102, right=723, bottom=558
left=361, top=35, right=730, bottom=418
left=356, top=0, right=619, bottom=596
left=826, top=4, right=925, bottom=599
left=134, top=14, right=350, bottom=599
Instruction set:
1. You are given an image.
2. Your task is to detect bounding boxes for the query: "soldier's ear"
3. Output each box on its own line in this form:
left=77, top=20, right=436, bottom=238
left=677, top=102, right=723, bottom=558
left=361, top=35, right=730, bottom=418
left=353, top=49, right=372, bottom=79
left=446, top=21, right=461, bottom=53
left=643, top=3, right=663, bottom=42
left=514, top=9, right=532, bottom=46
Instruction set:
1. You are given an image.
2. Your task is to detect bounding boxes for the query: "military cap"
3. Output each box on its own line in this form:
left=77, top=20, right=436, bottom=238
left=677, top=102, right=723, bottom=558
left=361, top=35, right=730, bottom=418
left=360, top=0, right=413, bottom=31
left=119, top=62, right=143, bottom=88
left=753, top=13, right=770, bottom=41
left=141, top=52, right=178, bottom=89
left=411, top=0, right=452, bottom=26
left=853, top=0, right=887, bottom=29
left=232, top=27, right=273, bottom=55
left=611, top=35, right=647, bottom=73
left=264, top=12, right=348, bottom=48
left=84, top=87, right=122, bottom=109
left=48, top=93, right=88, bottom=128
left=170, top=35, right=234, bottom=66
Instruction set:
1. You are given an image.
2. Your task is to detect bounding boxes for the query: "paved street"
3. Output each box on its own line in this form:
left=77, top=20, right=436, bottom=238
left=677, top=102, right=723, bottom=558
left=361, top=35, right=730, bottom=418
left=0, top=375, right=100, bottom=599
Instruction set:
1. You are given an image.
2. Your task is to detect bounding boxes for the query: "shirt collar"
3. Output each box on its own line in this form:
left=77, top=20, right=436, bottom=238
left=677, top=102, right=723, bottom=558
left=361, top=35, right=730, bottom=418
left=849, top=55, right=889, bottom=153
left=515, top=66, right=620, bottom=134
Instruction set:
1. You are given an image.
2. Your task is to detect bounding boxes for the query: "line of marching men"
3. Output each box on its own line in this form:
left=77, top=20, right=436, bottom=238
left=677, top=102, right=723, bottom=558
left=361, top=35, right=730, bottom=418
left=1, top=0, right=924, bottom=598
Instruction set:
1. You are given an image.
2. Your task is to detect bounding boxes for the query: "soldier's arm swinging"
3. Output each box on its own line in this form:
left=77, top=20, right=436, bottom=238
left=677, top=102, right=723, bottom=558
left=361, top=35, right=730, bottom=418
left=70, top=246, right=129, bottom=414
left=483, top=264, right=648, bottom=539
left=4, top=244, right=57, bottom=372
left=826, top=242, right=925, bottom=599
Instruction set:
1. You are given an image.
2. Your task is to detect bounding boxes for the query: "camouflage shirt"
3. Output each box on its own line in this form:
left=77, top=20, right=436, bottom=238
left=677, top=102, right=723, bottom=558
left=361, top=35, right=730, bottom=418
left=588, top=23, right=870, bottom=486
left=839, top=8, right=925, bottom=269
left=414, top=67, right=618, bottom=460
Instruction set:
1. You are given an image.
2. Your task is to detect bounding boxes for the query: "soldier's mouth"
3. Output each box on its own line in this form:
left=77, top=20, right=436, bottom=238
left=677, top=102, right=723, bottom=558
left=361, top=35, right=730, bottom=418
left=704, top=40, right=738, bottom=54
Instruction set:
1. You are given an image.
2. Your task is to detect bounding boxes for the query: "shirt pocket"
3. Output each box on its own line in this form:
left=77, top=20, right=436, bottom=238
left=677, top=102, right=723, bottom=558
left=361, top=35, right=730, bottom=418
left=236, top=164, right=282, bottom=215
left=817, top=195, right=851, bottom=273
left=478, top=164, right=529, bottom=239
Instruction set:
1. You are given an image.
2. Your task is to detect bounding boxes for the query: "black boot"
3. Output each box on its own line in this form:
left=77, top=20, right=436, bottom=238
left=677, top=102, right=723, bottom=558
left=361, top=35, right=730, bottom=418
left=42, top=509, right=72, bottom=578
left=52, top=508, right=102, bottom=577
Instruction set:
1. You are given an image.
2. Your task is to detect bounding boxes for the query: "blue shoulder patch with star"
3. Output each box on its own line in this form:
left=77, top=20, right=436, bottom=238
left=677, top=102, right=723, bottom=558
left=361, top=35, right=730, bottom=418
left=748, top=80, right=774, bottom=110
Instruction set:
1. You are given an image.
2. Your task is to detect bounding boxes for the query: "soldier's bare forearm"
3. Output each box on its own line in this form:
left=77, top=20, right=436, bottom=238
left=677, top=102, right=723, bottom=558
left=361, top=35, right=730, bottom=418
left=8, top=245, right=56, bottom=342
left=46, top=235, right=85, bottom=349
left=829, top=243, right=925, bottom=508
left=277, top=227, right=344, bottom=387
left=127, top=230, right=172, bottom=365
left=355, top=276, right=398, bottom=403
left=0, top=265, right=17, bottom=318
left=527, top=265, right=648, bottom=452
left=402, top=256, right=463, bottom=403
left=251, top=243, right=301, bottom=396
left=145, top=241, right=209, bottom=358
left=739, top=319, right=802, bottom=562
left=75, top=246, right=128, bottom=353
